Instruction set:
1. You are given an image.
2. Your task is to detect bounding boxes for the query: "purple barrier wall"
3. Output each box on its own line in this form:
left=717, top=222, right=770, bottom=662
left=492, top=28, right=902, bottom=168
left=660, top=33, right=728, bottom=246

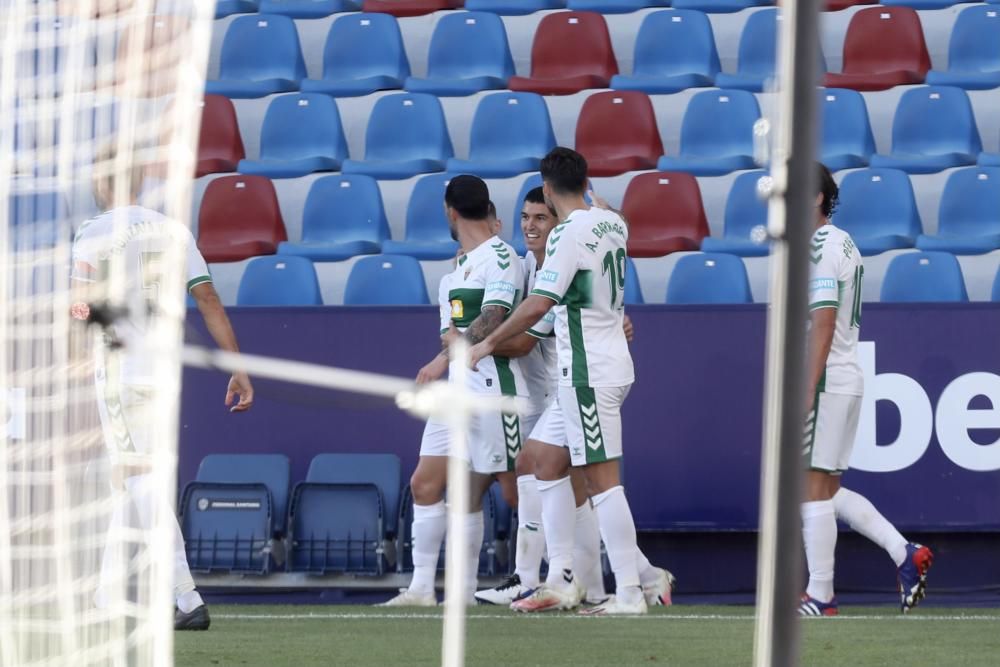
left=179, top=304, right=1000, bottom=532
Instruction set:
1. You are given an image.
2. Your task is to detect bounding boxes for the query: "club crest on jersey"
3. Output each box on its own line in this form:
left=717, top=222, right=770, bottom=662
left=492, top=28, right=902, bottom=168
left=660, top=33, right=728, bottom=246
left=451, top=299, right=464, bottom=319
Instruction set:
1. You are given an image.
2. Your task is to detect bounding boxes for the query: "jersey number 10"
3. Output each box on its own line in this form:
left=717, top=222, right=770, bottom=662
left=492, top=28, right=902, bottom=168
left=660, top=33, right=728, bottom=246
left=602, top=249, right=627, bottom=307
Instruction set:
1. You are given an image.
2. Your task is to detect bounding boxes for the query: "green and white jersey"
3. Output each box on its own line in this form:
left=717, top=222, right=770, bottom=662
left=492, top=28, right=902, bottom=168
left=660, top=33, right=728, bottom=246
left=531, top=207, right=634, bottom=388
left=521, top=252, right=558, bottom=416
left=808, top=223, right=864, bottom=396
left=442, top=236, right=527, bottom=397
left=71, top=205, right=211, bottom=386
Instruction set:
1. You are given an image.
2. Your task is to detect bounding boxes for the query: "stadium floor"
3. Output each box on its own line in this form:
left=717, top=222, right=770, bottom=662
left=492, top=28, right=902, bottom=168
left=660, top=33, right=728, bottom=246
left=175, top=604, right=1000, bottom=667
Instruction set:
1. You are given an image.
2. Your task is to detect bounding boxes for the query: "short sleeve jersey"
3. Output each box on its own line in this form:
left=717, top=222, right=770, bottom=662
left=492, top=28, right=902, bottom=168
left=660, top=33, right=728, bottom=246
left=808, top=223, right=864, bottom=396
left=443, top=236, right=527, bottom=397
left=531, top=207, right=634, bottom=388
left=520, top=253, right=558, bottom=416
left=71, top=205, right=211, bottom=385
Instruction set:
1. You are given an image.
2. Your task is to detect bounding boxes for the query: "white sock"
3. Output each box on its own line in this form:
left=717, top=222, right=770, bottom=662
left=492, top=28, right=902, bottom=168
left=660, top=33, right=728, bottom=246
left=573, top=501, right=606, bottom=601
left=514, top=474, right=545, bottom=588
left=409, top=501, right=447, bottom=595
left=176, top=590, right=204, bottom=614
left=635, top=548, right=659, bottom=588
left=801, top=500, right=837, bottom=603
left=833, top=487, right=908, bottom=567
left=592, top=486, right=642, bottom=604
left=464, top=511, right=484, bottom=601
left=538, top=476, right=576, bottom=590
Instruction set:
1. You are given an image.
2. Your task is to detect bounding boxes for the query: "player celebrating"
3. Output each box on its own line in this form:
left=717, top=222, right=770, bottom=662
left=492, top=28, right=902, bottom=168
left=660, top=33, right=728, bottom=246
left=380, top=175, right=526, bottom=606
left=468, top=148, right=667, bottom=615
left=72, top=153, right=253, bottom=631
left=798, top=163, right=933, bottom=616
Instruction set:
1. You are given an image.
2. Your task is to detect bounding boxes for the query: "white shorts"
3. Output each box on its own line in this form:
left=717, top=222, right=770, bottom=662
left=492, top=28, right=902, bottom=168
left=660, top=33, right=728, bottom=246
left=803, top=391, right=862, bottom=474
left=531, top=385, right=630, bottom=467
left=94, top=348, right=154, bottom=462
left=419, top=408, right=523, bottom=475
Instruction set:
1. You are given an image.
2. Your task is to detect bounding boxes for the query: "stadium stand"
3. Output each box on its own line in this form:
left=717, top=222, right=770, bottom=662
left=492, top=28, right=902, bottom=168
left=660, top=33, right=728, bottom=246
left=507, top=12, right=618, bottom=95
left=197, top=175, right=288, bottom=263
left=700, top=170, right=770, bottom=257
left=665, top=253, right=753, bottom=304
left=237, top=93, right=348, bottom=178
left=343, top=255, right=432, bottom=305
left=236, top=255, right=324, bottom=305
left=609, top=9, right=720, bottom=95
left=404, top=11, right=514, bottom=96
left=194, top=454, right=292, bottom=538
left=10, top=191, right=68, bottom=250
left=670, top=0, right=774, bottom=13
left=870, top=86, right=982, bottom=173
left=881, top=251, right=969, bottom=302
left=362, top=0, right=465, bottom=17
left=567, top=0, right=670, bottom=13
left=622, top=172, right=710, bottom=257
left=925, top=5, right=1000, bottom=90
left=215, top=0, right=260, bottom=18
left=382, top=173, right=460, bottom=259
left=206, top=14, right=306, bottom=98
left=299, top=13, right=410, bottom=97
left=916, top=167, right=1000, bottom=254
left=834, top=168, right=921, bottom=255
left=445, top=92, right=556, bottom=177
left=818, top=88, right=876, bottom=171
left=277, top=174, right=390, bottom=261
left=196, top=94, right=245, bottom=177
left=465, top=0, right=565, bottom=11
left=656, top=89, right=761, bottom=175
left=575, top=91, right=663, bottom=177
left=823, top=6, right=930, bottom=91
left=341, top=93, right=453, bottom=179
left=258, top=0, right=362, bottom=18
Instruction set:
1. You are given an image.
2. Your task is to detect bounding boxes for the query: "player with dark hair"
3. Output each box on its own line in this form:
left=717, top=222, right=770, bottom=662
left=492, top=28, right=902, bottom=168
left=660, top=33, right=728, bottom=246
left=468, top=148, right=670, bottom=615
left=798, top=162, right=932, bottom=616
left=381, top=175, right=527, bottom=606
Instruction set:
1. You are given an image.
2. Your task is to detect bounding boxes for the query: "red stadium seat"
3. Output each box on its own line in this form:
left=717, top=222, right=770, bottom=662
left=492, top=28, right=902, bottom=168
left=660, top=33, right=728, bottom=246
left=508, top=12, right=618, bottom=95
left=197, top=175, right=288, bottom=263
left=196, top=95, right=245, bottom=177
left=575, top=91, right=663, bottom=177
left=622, top=172, right=709, bottom=257
left=825, top=0, right=874, bottom=11
left=824, top=7, right=930, bottom=91
left=361, top=0, right=464, bottom=16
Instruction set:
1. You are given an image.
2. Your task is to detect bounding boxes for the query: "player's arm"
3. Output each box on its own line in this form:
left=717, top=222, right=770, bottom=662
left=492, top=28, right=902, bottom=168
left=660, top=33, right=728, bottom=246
left=806, top=307, right=836, bottom=409
left=589, top=190, right=629, bottom=229
left=190, top=282, right=253, bottom=412
left=623, top=313, right=634, bottom=343
left=468, top=295, right=554, bottom=369
left=441, top=321, right=538, bottom=358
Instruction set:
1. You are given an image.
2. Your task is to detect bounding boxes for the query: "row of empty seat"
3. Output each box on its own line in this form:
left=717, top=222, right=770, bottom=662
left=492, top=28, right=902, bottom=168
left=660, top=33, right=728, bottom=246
left=208, top=7, right=1000, bottom=99
left=181, top=452, right=513, bottom=575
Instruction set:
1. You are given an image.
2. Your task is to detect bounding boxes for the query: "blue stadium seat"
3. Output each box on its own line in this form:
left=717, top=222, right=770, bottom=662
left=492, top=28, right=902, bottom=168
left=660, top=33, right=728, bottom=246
left=624, top=256, right=644, bottom=304
left=237, top=93, right=348, bottom=178
left=341, top=93, right=453, bottom=179
left=610, top=10, right=720, bottom=95
left=205, top=15, right=306, bottom=99
left=405, top=12, right=514, bottom=96
left=195, top=454, right=291, bottom=537
left=465, top=0, right=565, bottom=12
left=992, top=266, right=1000, bottom=301
left=10, top=190, right=68, bottom=250
left=236, top=256, right=324, bottom=305
left=882, top=0, right=979, bottom=11
left=278, top=175, right=390, bottom=261
left=925, top=5, right=1000, bottom=90
left=819, top=88, right=876, bottom=171
left=568, top=0, right=670, bottom=12
left=880, top=252, right=968, bottom=302
left=834, top=168, right=920, bottom=255
left=715, top=9, right=778, bottom=92
left=287, top=453, right=401, bottom=574
left=665, top=253, right=753, bottom=304
left=916, top=167, right=1000, bottom=254
left=258, top=0, right=361, bottom=18
left=215, top=0, right=259, bottom=18
left=700, top=170, right=771, bottom=257
left=870, top=86, right=982, bottom=174
left=657, top=89, right=761, bottom=175
left=343, top=255, right=431, bottom=305
left=671, top=0, right=773, bottom=13
left=446, top=93, right=556, bottom=177
left=300, top=13, right=409, bottom=97
left=181, top=483, right=272, bottom=574
left=980, top=153, right=1000, bottom=167
left=382, top=173, right=460, bottom=259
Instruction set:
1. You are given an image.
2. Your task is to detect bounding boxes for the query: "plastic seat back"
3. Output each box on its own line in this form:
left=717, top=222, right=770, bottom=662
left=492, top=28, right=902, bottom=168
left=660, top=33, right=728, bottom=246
left=881, top=252, right=968, bottom=302
left=937, top=167, right=1000, bottom=237
left=363, top=93, right=453, bottom=163
left=197, top=94, right=245, bottom=176
left=819, top=88, right=875, bottom=169
left=217, top=14, right=306, bottom=81
left=527, top=12, right=617, bottom=82
left=236, top=255, right=323, bottom=305
left=678, top=89, right=761, bottom=159
left=403, top=173, right=454, bottom=243
left=946, top=5, right=1000, bottom=73
left=467, top=92, right=556, bottom=165
left=631, top=9, right=720, bottom=79
left=322, top=13, right=409, bottom=81
left=181, top=483, right=272, bottom=574
left=622, top=172, right=710, bottom=257
left=343, top=255, right=430, bottom=305
left=888, top=86, right=982, bottom=158
left=575, top=91, right=663, bottom=176
left=197, top=175, right=288, bottom=262
left=723, top=170, right=769, bottom=240
left=840, top=7, right=930, bottom=78
left=666, top=253, right=752, bottom=304
left=256, top=93, right=348, bottom=163
left=301, top=174, right=390, bottom=245
left=835, top=168, right=921, bottom=243
left=197, top=454, right=291, bottom=536
left=425, top=11, right=514, bottom=80
left=305, top=453, right=403, bottom=537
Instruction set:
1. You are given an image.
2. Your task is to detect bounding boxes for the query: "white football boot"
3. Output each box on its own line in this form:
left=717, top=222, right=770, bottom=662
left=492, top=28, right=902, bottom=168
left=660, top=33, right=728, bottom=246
left=642, top=567, right=677, bottom=607
left=378, top=588, right=437, bottom=607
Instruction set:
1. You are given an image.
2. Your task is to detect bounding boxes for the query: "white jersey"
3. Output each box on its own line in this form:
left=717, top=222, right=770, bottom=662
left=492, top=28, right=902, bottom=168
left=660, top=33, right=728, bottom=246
left=440, top=236, right=527, bottom=397
left=520, top=253, right=558, bottom=416
left=72, top=205, right=211, bottom=385
left=531, top=207, right=634, bottom=388
left=808, top=223, right=864, bottom=396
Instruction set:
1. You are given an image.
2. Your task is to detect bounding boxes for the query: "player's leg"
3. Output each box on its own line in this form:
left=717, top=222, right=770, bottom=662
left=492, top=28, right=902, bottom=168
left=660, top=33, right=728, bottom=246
left=569, top=469, right=606, bottom=604
left=465, top=471, right=495, bottom=603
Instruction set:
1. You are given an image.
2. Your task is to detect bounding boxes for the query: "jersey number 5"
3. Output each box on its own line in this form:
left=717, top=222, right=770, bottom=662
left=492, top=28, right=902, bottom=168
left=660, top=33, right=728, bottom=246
left=602, top=248, right=627, bottom=307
